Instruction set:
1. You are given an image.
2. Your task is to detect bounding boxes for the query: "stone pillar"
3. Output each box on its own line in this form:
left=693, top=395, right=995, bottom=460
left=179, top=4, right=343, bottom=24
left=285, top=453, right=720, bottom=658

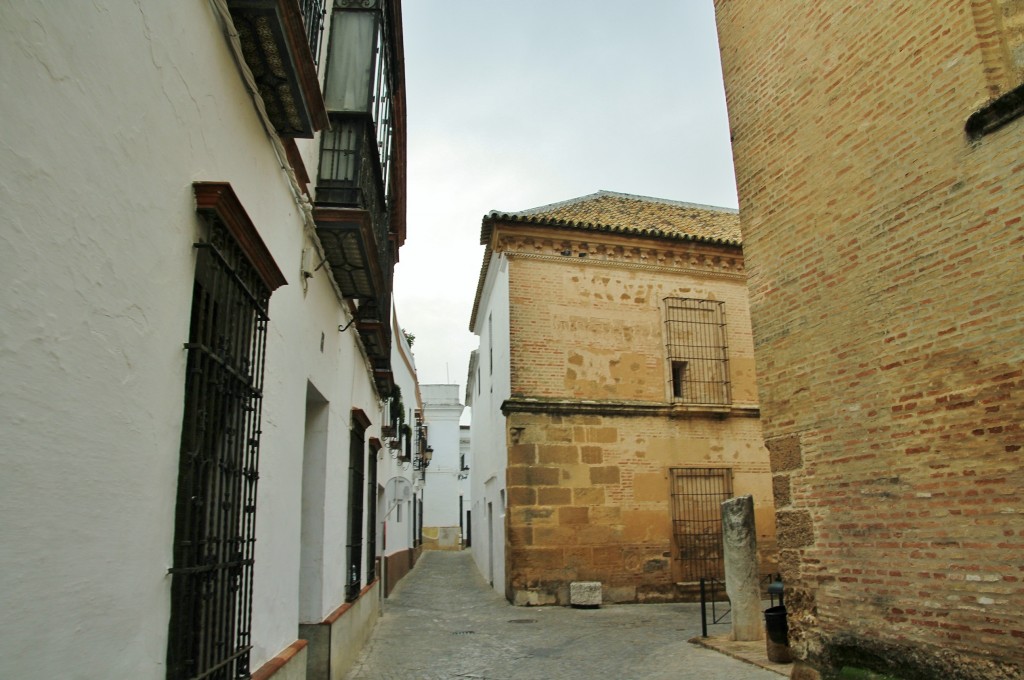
left=722, top=495, right=763, bottom=641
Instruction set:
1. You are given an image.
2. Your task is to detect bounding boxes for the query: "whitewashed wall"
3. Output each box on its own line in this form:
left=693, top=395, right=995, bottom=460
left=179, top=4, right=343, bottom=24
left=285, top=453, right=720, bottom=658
left=380, top=309, right=423, bottom=560
left=0, top=2, right=382, bottom=677
left=420, top=384, right=465, bottom=534
left=467, top=253, right=512, bottom=593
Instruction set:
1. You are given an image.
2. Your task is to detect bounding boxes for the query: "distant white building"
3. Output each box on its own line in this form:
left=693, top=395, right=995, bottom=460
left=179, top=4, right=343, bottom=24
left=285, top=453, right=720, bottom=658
left=420, top=384, right=466, bottom=550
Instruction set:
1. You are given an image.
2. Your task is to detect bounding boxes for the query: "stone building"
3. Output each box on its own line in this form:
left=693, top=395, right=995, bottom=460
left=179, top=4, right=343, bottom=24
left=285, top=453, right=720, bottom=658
left=0, top=2, right=415, bottom=679
left=467, top=191, right=777, bottom=605
left=714, top=2, right=1024, bottom=678
left=376, top=309, right=426, bottom=597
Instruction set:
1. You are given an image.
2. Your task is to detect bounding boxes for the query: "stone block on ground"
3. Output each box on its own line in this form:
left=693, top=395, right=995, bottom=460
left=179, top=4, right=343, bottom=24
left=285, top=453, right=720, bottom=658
left=569, top=581, right=602, bottom=608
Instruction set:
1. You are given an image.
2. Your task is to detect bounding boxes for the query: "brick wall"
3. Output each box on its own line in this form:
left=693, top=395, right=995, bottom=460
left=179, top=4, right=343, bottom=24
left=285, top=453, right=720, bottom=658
left=502, top=232, right=759, bottom=407
left=715, top=1, right=1024, bottom=677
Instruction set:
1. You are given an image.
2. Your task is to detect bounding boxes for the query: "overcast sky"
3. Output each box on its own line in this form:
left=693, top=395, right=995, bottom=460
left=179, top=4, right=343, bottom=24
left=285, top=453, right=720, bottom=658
left=392, top=1, right=738, bottom=414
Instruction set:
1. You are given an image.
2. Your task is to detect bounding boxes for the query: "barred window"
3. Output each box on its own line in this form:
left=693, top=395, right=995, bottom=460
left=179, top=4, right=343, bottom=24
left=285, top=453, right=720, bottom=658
left=664, top=298, right=731, bottom=405
left=366, top=438, right=380, bottom=585
left=346, top=409, right=370, bottom=602
left=670, top=467, right=734, bottom=582
left=168, top=184, right=285, bottom=680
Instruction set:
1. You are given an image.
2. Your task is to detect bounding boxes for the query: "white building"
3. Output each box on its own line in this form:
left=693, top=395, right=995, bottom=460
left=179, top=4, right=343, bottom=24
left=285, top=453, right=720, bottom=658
left=377, top=314, right=426, bottom=595
left=419, top=384, right=466, bottom=550
left=0, top=2, right=411, bottom=679
left=465, top=247, right=512, bottom=592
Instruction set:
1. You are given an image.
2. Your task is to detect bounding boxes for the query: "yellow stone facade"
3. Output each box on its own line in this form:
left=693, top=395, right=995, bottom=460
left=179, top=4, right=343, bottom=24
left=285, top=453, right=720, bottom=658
left=482, top=193, right=777, bottom=605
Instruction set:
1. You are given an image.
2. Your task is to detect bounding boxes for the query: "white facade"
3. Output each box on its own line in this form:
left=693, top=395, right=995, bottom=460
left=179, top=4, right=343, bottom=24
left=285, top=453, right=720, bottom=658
left=0, top=3, right=406, bottom=679
left=419, top=384, right=466, bottom=549
left=466, top=253, right=512, bottom=591
left=378, top=312, right=425, bottom=593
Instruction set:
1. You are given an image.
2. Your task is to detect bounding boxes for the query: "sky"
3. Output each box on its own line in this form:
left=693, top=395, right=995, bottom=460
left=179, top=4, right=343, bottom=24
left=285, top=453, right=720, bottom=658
left=392, top=1, right=738, bottom=414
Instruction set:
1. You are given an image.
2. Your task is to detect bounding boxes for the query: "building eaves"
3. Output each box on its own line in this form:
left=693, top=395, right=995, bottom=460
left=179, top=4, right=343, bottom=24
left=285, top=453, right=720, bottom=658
left=480, top=190, right=741, bottom=247
left=468, top=245, right=492, bottom=333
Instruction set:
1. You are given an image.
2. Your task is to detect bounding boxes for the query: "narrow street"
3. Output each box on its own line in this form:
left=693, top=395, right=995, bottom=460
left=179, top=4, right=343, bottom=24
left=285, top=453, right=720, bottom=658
left=345, top=551, right=782, bottom=680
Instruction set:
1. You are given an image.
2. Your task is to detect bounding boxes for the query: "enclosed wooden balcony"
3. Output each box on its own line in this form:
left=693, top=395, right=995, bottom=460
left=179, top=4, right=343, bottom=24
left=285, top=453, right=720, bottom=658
left=226, top=0, right=328, bottom=138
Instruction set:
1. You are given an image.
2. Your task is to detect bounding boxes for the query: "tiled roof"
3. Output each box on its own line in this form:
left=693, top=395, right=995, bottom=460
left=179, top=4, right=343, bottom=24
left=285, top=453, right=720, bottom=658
left=482, top=191, right=740, bottom=246
left=470, top=191, right=741, bottom=331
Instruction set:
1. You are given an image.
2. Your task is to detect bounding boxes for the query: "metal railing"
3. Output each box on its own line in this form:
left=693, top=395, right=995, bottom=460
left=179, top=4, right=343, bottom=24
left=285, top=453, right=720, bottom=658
left=299, top=0, right=326, bottom=65
left=699, top=573, right=783, bottom=638
left=699, top=577, right=730, bottom=638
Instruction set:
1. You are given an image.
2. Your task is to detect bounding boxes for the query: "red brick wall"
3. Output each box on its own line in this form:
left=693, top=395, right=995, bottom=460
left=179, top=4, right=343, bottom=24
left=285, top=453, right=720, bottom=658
left=715, top=1, right=1024, bottom=677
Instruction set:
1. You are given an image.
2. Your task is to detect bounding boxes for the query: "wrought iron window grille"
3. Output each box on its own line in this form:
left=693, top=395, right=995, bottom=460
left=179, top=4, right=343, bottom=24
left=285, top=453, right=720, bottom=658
left=299, top=0, right=326, bottom=66
left=664, top=298, right=731, bottom=405
left=346, top=420, right=366, bottom=602
left=167, top=216, right=272, bottom=680
left=366, top=441, right=379, bottom=584
left=670, top=467, right=734, bottom=584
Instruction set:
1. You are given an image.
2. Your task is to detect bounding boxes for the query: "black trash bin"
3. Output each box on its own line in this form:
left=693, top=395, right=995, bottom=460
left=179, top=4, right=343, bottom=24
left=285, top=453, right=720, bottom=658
left=764, top=605, right=792, bottom=663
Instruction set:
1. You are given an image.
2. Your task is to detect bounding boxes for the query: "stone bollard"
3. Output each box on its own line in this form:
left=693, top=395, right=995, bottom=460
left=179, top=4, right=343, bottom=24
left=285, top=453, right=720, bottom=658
left=721, top=495, right=763, bottom=641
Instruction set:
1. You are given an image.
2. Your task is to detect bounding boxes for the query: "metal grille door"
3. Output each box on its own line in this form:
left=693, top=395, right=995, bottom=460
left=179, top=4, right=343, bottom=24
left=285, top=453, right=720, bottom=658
left=670, top=468, right=734, bottom=582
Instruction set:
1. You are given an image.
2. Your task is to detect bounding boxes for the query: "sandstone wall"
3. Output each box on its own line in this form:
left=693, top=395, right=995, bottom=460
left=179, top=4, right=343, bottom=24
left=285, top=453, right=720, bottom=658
left=497, top=232, right=776, bottom=605
left=504, top=411, right=775, bottom=605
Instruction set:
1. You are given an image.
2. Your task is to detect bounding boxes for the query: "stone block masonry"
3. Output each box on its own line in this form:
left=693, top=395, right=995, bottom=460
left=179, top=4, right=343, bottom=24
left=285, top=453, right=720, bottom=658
left=569, top=581, right=602, bottom=608
left=504, top=411, right=776, bottom=606
left=481, top=194, right=780, bottom=610
left=715, top=1, right=1024, bottom=677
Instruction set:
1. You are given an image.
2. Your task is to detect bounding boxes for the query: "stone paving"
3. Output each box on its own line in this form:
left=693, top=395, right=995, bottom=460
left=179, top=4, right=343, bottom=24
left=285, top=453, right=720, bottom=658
left=344, top=551, right=784, bottom=680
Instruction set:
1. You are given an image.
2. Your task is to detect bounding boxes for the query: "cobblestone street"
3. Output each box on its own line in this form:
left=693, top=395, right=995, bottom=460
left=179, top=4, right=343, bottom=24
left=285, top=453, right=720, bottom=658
left=345, top=551, right=783, bottom=680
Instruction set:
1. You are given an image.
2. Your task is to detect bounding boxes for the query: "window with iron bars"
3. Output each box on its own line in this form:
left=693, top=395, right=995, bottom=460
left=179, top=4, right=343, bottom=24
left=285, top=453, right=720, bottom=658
left=670, top=467, right=734, bottom=582
left=167, top=208, right=272, bottom=680
left=366, top=439, right=380, bottom=585
left=299, top=0, right=326, bottom=66
left=346, top=417, right=367, bottom=602
left=664, top=298, right=731, bottom=405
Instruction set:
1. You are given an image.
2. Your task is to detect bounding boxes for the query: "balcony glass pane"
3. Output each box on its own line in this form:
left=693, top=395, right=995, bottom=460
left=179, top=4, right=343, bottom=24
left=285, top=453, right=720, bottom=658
left=324, top=10, right=375, bottom=112
left=320, top=119, right=359, bottom=182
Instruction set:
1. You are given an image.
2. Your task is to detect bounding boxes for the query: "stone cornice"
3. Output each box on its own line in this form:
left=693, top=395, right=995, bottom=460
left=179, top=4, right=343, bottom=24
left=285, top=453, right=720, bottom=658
left=496, top=232, right=746, bottom=280
left=502, top=397, right=760, bottom=419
